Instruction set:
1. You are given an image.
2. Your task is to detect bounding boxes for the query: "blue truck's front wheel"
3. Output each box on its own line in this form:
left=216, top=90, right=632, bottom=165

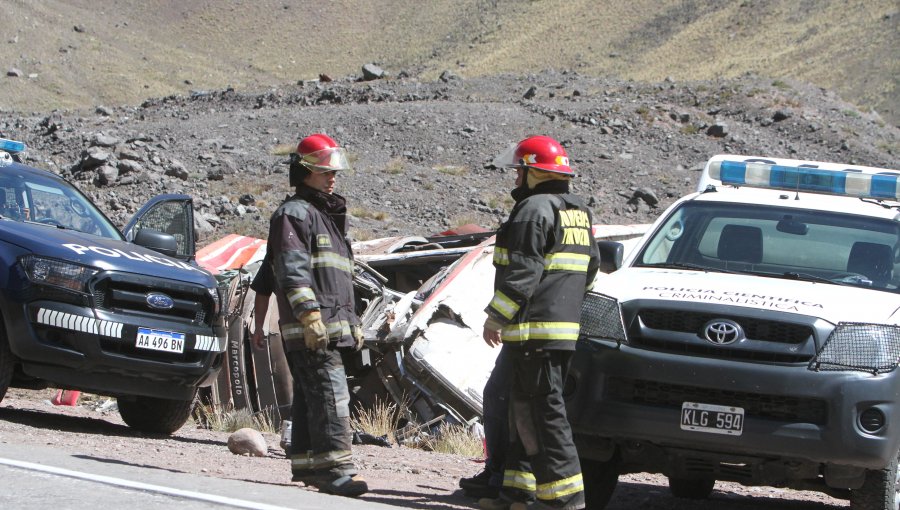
left=0, top=320, right=14, bottom=404
left=117, top=393, right=196, bottom=434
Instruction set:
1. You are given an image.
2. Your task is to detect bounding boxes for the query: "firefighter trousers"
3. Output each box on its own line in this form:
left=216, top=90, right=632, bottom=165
left=483, top=344, right=512, bottom=486
left=501, top=349, right=584, bottom=505
left=286, top=347, right=356, bottom=479
left=289, top=374, right=310, bottom=454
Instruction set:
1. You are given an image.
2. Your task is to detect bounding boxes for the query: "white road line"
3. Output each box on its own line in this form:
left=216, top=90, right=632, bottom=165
left=0, top=457, right=295, bottom=510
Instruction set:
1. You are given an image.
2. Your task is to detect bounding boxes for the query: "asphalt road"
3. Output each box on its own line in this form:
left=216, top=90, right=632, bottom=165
left=0, top=442, right=393, bottom=510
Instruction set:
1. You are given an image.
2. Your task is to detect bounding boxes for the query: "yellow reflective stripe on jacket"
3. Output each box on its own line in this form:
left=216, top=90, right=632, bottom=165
left=311, top=251, right=353, bottom=274
left=536, top=473, right=584, bottom=500
left=488, top=290, right=520, bottom=320
left=494, top=247, right=510, bottom=266
left=501, top=321, right=581, bottom=342
left=287, top=287, right=316, bottom=308
left=281, top=323, right=304, bottom=340
left=283, top=321, right=351, bottom=341
left=325, top=319, right=351, bottom=339
left=502, top=469, right=537, bottom=492
left=544, top=252, right=591, bottom=272
left=290, top=449, right=352, bottom=471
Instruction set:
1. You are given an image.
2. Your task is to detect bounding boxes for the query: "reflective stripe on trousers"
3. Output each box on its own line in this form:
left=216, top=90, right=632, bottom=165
left=291, top=449, right=353, bottom=472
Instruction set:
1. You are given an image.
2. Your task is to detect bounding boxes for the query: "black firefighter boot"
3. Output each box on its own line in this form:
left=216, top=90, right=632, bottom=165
left=459, top=468, right=500, bottom=498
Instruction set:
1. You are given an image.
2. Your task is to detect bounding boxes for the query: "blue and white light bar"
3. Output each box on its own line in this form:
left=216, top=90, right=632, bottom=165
left=705, top=157, right=900, bottom=201
left=0, top=138, right=26, bottom=153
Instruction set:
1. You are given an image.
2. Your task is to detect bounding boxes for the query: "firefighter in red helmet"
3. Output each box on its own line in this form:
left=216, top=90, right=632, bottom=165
left=266, top=133, right=367, bottom=497
left=478, top=135, right=600, bottom=510
left=497, top=135, right=575, bottom=176
left=289, top=133, right=352, bottom=186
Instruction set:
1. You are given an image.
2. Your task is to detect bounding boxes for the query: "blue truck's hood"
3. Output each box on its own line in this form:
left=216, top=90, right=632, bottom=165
left=1, top=220, right=213, bottom=286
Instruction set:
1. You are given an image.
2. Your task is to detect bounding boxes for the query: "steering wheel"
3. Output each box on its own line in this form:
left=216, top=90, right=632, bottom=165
left=665, top=220, right=685, bottom=241
left=69, top=199, right=89, bottom=217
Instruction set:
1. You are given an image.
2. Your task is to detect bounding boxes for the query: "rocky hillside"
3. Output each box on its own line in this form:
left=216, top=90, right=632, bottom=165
left=2, top=70, right=897, bottom=245
left=1, top=0, right=897, bottom=124
left=1, top=1, right=897, bottom=245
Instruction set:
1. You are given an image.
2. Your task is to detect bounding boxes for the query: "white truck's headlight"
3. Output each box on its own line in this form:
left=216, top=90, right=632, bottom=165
left=812, top=323, right=900, bottom=373
left=579, top=292, right=627, bottom=343
left=21, top=255, right=98, bottom=292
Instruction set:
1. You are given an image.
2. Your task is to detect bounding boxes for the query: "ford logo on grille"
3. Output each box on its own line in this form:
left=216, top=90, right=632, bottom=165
left=702, top=319, right=743, bottom=345
left=146, top=292, right=175, bottom=310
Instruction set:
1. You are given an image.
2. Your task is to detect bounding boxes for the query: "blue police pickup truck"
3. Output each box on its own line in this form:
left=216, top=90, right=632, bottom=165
left=0, top=138, right=225, bottom=433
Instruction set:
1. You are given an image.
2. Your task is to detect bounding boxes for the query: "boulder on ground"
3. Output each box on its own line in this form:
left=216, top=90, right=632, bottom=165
left=227, top=427, right=268, bottom=457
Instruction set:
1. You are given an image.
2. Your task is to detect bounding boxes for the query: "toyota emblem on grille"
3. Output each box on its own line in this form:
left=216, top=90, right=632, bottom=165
left=146, top=292, right=175, bottom=310
left=702, top=319, right=743, bottom=345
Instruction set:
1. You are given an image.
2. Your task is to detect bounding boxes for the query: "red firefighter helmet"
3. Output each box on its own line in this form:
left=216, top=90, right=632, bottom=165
left=296, top=133, right=350, bottom=173
left=493, top=135, right=574, bottom=176
left=290, top=133, right=351, bottom=186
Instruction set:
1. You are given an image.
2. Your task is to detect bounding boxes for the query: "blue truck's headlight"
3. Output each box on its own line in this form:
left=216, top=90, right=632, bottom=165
left=21, top=255, right=99, bottom=292
left=579, top=292, right=627, bottom=343
left=811, top=323, right=900, bottom=373
left=208, top=285, right=222, bottom=315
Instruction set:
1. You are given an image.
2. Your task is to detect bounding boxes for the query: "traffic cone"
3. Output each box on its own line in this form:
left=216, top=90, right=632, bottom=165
left=51, top=389, right=81, bottom=406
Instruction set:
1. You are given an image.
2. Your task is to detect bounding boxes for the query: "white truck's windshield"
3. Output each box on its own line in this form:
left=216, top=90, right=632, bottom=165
left=636, top=202, right=900, bottom=292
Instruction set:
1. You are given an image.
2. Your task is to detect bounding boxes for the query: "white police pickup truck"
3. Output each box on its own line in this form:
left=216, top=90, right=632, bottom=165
left=0, top=139, right=225, bottom=433
left=570, top=154, right=900, bottom=509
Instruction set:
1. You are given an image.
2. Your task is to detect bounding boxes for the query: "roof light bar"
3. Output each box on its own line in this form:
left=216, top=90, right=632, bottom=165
left=709, top=160, right=900, bottom=201
left=0, top=138, right=26, bottom=153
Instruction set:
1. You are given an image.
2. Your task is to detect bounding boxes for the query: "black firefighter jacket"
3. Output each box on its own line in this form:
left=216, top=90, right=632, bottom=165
left=268, top=186, right=359, bottom=351
left=486, top=181, right=601, bottom=351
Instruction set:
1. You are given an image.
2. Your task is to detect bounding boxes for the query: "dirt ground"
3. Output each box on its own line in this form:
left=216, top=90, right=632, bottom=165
left=0, top=388, right=852, bottom=510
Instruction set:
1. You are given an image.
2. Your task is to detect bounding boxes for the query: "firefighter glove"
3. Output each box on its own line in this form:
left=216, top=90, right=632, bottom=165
left=300, top=310, right=328, bottom=350
left=351, top=325, right=365, bottom=351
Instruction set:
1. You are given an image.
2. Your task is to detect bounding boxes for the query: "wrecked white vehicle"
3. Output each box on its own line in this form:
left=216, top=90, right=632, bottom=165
left=194, top=228, right=495, bottom=429
left=196, top=224, right=647, bottom=435
left=363, top=224, right=650, bottom=428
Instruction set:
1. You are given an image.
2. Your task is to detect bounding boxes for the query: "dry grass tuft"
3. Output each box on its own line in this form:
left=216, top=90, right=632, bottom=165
left=425, top=423, right=484, bottom=457
left=194, top=404, right=278, bottom=434
left=272, top=143, right=296, bottom=156
left=398, top=421, right=484, bottom=457
left=384, top=158, right=406, bottom=175
left=350, top=207, right=390, bottom=221
left=436, top=165, right=469, bottom=176
left=351, top=398, right=403, bottom=444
